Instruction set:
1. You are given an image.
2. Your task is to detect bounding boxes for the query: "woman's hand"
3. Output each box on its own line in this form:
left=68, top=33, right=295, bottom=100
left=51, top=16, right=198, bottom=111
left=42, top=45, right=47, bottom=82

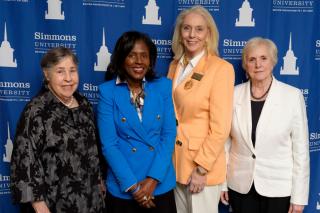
left=220, top=191, right=229, bottom=205
left=288, top=204, right=304, bottom=213
left=32, top=201, right=51, bottom=213
left=187, top=167, right=207, bottom=194
left=132, top=178, right=158, bottom=208
left=99, top=179, right=106, bottom=198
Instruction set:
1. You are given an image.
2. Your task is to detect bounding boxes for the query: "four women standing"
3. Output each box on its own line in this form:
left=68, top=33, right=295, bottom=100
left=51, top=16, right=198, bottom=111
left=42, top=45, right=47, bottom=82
left=10, top=5, right=310, bottom=213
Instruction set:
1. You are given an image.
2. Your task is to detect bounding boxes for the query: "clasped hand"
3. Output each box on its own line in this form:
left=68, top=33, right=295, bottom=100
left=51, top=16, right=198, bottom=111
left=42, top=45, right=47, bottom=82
left=132, top=177, right=158, bottom=208
left=187, top=167, right=207, bottom=194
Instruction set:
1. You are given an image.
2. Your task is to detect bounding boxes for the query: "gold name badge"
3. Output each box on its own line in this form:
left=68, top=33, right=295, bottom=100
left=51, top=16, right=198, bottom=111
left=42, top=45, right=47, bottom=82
left=191, top=72, right=203, bottom=81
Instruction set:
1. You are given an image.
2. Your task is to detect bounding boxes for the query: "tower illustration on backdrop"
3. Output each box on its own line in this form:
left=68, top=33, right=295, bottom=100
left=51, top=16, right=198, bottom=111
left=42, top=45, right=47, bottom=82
left=94, top=28, right=111, bottom=72
left=45, top=0, right=65, bottom=20
left=0, top=22, right=17, bottom=67
left=235, top=0, right=255, bottom=27
left=142, top=0, right=161, bottom=25
left=3, top=122, right=13, bottom=163
left=280, top=33, right=299, bottom=75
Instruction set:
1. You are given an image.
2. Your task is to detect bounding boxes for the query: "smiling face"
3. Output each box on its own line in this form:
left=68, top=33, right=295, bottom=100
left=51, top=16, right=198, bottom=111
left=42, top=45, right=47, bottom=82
left=124, top=40, right=150, bottom=84
left=44, top=56, right=79, bottom=102
left=181, top=12, right=209, bottom=58
left=245, top=44, right=274, bottom=83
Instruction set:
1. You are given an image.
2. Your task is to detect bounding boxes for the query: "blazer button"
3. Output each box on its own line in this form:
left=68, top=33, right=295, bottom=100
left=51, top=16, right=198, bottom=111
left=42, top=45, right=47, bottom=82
left=176, top=140, right=182, bottom=146
left=149, top=146, right=154, bottom=151
left=132, top=148, right=137, bottom=152
left=252, top=154, right=256, bottom=159
left=126, top=135, right=130, bottom=139
left=156, top=115, right=161, bottom=120
left=121, top=117, right=126, bottom=122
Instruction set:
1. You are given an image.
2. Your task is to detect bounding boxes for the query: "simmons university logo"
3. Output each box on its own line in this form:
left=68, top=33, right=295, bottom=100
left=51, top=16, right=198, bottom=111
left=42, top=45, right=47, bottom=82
left=82, top=83, right=99, bottom=105
left=235, top=0, right=255, bottom=27
left=2, top=122, right=13, bottom=163
left=272, top=0, right=314, bottom=13
left=222, top=39, right=247, bottom=60
left=82, top=0, right=125, bottom=8
left=177, top=0, right=220, bottom=12
left=0, top=173, right=10, bottom=195
left=315, top=39, right=320, bottom=60
left=142, top=0, right=161, bottom=25
left=280, top=33, right=299, bottom=75
left=94, top=28, right=111, bottom=72
left=0, top=22, right=17, bottom=68
left=45, top=0, right=65, bottom=20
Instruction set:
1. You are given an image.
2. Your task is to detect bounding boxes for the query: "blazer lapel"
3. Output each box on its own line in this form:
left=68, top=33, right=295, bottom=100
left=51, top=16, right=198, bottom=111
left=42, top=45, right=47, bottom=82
left=141, top=83, right=159, bottom=147
left=235, top=81, right=255, bottom=153
left=114, top=84, right=149, bottom=143
left=175, top=54, right=208, bottom=91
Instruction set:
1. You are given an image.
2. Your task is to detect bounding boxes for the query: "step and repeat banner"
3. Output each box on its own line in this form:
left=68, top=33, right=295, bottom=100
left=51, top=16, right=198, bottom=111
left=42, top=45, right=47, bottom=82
left=0, top=0, right=319, bottom=212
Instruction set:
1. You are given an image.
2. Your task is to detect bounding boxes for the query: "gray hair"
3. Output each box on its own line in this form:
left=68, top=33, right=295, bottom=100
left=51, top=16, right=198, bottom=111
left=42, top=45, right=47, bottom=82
left=242, top=37, right=278, bottom=70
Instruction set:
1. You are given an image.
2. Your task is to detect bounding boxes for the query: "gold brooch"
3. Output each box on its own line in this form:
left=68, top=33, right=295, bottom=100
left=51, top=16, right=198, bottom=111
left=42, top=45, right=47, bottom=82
left=184, top=80, right=193, bottom=90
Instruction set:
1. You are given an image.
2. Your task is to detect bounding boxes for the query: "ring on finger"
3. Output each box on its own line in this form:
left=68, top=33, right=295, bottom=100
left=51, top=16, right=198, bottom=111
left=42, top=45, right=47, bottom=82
left=143, top=195, right=148, bottom=201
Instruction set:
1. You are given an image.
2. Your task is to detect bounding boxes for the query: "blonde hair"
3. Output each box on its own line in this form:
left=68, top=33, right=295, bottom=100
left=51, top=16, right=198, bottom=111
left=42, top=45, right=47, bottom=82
left=171, top=5, right=219, bottom=60
left=242, top=37, right=278, bottom=70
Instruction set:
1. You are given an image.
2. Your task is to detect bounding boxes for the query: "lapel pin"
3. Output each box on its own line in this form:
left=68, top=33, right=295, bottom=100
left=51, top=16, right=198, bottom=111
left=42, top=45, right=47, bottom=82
left=184, top=80, right=193, bottom=90
left=157, top=115, right=161, bottom=120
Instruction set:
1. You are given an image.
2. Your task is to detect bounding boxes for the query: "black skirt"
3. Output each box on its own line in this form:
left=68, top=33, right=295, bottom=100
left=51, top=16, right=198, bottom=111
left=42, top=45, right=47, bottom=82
left=106, top=190, right=177, bottom=213
left=228, top=184, right=290, bottom=213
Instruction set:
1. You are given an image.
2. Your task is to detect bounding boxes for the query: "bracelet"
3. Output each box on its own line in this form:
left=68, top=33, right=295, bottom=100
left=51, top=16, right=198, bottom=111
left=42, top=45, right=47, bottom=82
left=130, top=185, right=140, bottom=194
left=196, top=166, right=207, bottom=176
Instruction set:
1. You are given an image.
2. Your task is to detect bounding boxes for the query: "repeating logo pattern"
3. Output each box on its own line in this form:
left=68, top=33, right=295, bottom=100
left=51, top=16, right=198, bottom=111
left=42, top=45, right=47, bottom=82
left=2, top=122, right=12, bottom=163
left=94, top=28, right=111, bottom=72
left=272, top=0, right=314, bottom=13
left=45, top=0, right=65, bottom=20
left=235, top=0, right=255, bottom=27
left=280, top=33, right=299, bottom=75
left=82, top=0, right=125, bottom=8
left=142, top=0, right=161, bottom=25
left=177, top=0, right=220, bottom=12
left=0, top=22, right=17, bottom=68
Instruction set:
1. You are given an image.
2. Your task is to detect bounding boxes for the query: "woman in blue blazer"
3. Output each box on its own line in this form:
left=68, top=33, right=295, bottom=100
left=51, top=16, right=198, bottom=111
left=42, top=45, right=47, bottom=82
left=97, top=31, right=177, bottom=213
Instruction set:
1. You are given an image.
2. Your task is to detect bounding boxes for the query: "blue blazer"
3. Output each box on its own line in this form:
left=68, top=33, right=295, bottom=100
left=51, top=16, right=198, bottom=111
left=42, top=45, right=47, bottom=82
left=97, top=77, right=176, bottom=199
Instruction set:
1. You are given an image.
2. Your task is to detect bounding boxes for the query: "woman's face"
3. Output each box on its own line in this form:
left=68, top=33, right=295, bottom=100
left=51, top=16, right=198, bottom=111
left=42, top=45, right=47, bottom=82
left=245, top=44, right=274, bottom=83
left=181, top=12, right=209, bottom=58
left=44, top=56, right=79, bottom=101
left=124, top=40, right=150, bottom=83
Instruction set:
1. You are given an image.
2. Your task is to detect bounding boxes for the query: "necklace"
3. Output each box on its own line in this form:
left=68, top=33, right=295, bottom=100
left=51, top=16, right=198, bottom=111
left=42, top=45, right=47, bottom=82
left=48, top=86, right=74, bottom=107
left=250, top=78, right=273, bottom=100
left=60, top=95, right=74, bottom=107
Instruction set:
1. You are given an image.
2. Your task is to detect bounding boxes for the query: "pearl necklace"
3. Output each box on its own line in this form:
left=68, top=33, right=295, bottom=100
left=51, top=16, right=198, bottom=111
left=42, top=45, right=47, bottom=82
left=250, top=78, right=273, bottom=100
left=60, top=95, right=74, bottom=107
left=48, top=86, right=74, bottom=108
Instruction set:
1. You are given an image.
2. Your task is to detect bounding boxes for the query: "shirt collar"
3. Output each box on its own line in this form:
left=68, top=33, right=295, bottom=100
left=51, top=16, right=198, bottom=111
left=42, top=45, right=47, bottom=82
left=115, top=76, right=146, bottom=85
left=179, top=50, right=205, bottom=68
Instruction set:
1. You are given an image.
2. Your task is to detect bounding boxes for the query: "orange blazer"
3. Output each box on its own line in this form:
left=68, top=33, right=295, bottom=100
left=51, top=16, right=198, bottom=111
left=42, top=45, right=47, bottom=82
left=168, top=53, right=235, bottom=185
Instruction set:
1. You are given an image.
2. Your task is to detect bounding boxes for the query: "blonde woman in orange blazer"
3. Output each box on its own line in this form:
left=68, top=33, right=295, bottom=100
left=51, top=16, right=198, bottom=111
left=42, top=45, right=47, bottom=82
left=167, top=6, right=235, bottom=213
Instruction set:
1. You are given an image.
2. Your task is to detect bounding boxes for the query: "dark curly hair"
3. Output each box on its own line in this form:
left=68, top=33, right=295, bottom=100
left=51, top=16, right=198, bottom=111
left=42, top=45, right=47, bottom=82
left=105, top=31, right=157, bottom=81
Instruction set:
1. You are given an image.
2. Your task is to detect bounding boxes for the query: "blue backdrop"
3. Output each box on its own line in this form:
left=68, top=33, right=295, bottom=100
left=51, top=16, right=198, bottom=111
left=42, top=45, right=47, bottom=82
left=0, top=0, right=319, bottom=212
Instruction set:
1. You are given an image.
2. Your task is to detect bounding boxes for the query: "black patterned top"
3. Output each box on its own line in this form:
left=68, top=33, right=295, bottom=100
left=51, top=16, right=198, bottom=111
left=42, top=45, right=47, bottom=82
left=10, top=86, right=105, bottom=213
